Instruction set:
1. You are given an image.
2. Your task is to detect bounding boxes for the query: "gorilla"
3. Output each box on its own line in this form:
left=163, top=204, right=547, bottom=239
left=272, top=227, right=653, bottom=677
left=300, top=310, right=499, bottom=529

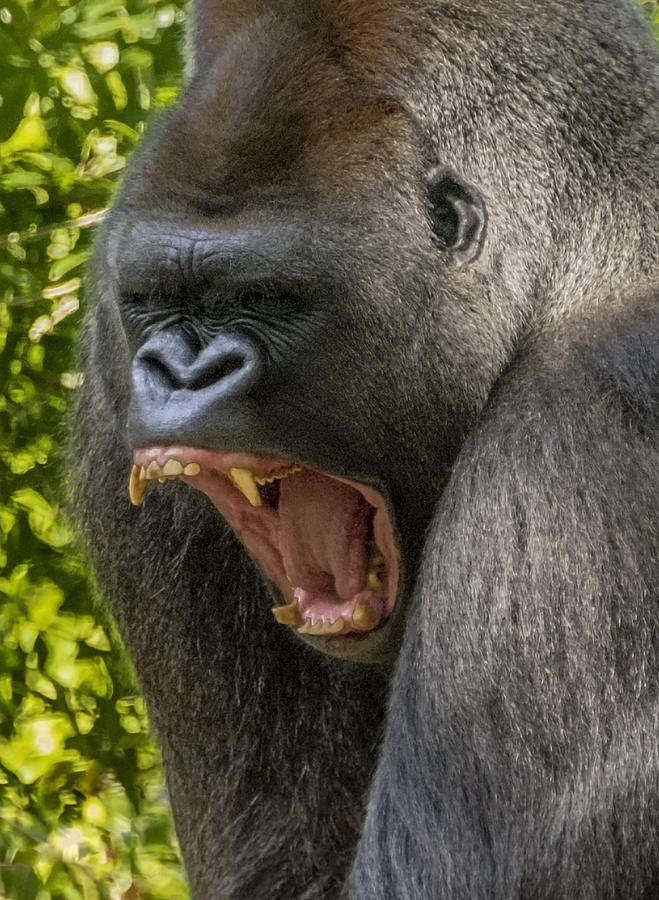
left=72, top=0, right=659, bottom=897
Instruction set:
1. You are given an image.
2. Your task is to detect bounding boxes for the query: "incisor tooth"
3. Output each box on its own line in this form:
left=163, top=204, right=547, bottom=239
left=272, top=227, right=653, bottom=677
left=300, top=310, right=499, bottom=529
left=128, top=465, right=148, bottom=506
left=271, top=601, right=304, bottom=626
left=352, top=600, right=379, bottom=631
left=298, top=617, right=345, bottom=636
left=228, top=467, right=262, bottom=507
left=183, top=463, right=201, bottom=476
left=162, top=459, right=184, bottom=477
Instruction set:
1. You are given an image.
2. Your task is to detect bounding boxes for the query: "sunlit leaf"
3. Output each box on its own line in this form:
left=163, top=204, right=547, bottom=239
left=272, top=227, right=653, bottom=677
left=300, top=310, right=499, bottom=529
left=0, top=715, right=74, bottom=784
left=0, top=116, right=49, bottom=158
left=48, top=249, right=91, bottom=281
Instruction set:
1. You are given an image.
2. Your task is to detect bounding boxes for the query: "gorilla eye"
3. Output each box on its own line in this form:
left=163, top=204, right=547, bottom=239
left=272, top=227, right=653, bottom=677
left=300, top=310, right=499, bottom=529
left=238, top=283, right=306, bottom=317
left=426, top=167, right=487, bottom=264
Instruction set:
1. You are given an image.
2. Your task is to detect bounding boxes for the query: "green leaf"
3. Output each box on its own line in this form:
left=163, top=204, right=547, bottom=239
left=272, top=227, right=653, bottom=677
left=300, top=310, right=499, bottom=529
left=0, top=115, right=50, bottom=158
left=48, top=249, right=91, bottom=281
left=0, top=863, right=40, bottom=900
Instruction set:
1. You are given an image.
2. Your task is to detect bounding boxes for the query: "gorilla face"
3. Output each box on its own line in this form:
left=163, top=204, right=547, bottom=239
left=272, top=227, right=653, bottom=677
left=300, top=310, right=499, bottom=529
left=95, top=6, right=497, bottom=662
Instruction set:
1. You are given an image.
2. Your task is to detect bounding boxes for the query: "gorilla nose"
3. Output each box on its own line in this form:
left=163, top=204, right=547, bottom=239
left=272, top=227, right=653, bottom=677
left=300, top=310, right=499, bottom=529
left=134, top=330, right=262, bottom=397
left=129, top=329, right=264, bottom=447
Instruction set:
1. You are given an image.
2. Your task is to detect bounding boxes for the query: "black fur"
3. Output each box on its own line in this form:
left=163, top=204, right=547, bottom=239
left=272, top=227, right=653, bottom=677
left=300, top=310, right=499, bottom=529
left=72, top=1, right=659, bottom=897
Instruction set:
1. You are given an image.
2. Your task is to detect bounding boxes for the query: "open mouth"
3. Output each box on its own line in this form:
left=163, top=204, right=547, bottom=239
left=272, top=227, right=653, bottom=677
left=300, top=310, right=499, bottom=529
left=128, top=447, right=400, bottom=642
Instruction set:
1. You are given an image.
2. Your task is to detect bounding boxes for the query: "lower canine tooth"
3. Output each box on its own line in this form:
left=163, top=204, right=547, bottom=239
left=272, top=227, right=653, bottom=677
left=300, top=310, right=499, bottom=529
left=271, top=601, right=304, bottom=627
left=228, top=467, right=262, bottom=507
left=352, top=600, right=379, bottom=631
left=128, top=465, right=148, bottom=506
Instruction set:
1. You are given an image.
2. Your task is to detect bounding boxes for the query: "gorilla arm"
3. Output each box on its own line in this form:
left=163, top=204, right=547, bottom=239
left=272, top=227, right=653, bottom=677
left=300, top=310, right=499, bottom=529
left=349, top=306, right=659, bottom=900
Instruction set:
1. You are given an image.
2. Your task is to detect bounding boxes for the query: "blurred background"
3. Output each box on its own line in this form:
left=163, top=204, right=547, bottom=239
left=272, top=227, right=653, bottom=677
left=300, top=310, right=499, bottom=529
left=0, top=1, right=657, bottom=898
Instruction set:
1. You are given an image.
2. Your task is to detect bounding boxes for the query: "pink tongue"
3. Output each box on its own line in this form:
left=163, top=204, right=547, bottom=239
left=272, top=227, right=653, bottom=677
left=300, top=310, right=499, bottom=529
left=278, top=471, right=371, bottom=601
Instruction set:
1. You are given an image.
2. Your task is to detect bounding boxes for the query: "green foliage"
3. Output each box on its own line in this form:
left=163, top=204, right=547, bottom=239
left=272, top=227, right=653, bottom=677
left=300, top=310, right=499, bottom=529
left=640, top=0, right=659, bottom=38
left=0, top=0, right=188, bottom=896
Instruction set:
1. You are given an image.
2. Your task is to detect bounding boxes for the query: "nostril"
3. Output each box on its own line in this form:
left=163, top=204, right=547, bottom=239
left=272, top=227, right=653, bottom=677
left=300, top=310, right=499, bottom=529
left=138, top=352, right=182, bottom=392
left=188, top=352, right=246, bottom=391
left=184, top=333, right=262, bottom=398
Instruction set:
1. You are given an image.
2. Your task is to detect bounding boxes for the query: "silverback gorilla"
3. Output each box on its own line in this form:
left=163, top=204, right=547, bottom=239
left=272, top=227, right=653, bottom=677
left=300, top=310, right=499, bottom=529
left=72, top=0, right=659, bottom=896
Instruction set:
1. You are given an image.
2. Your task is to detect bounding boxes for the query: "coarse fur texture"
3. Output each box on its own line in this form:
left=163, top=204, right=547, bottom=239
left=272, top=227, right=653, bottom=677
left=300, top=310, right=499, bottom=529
left=72, top=0, right=659, bottom=897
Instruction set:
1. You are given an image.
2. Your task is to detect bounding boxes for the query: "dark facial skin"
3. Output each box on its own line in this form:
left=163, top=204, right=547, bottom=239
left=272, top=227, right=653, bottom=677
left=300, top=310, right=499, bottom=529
left=73, top=1, right=659, bottom=897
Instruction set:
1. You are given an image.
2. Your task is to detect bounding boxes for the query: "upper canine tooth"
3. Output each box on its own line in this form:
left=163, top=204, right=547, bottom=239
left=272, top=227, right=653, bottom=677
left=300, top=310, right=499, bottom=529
left=146, top=461, right=162, bottom=480
left=183, top=463, right=201, bottom=476
left=128, top=465, right=148, bottom=506
left=228, top=467, right=262, bottom=507
left=162, top=459, right=184, bottom=477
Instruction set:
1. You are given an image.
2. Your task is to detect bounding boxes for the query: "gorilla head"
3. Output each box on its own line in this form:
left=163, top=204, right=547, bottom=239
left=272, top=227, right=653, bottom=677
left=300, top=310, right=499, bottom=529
left=74, top=0, right=659, bottom=896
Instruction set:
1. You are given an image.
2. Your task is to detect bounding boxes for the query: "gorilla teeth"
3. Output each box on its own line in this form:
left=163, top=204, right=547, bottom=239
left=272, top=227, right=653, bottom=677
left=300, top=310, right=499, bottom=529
left=298, top=617, right=345, bottom=636
left=254, top=465, right=301, bottom=485
left=367, top=570, right=383, bottom=591
left=227, top=467, right=262, bottom=507
left=229, top=464, right=302, bottom=506
left=129, top=465, right=148, bottom=506
left=270, top=540, right=387, bottom=636
left=351, top=600, right=380, bottom=631
left=271, top=599, right=304, bottom=626
left=365, top=546, right=385, bottom=592
left=129, top=459, right=299, bottom=509
left=128, top=459, right=201, bottom=506
left=146, top=461, right=161, bottom=480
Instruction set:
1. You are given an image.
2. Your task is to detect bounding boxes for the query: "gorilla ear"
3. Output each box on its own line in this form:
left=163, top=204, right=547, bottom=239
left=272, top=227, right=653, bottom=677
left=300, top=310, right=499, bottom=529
left=426, top=167, right=487, bottom=265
